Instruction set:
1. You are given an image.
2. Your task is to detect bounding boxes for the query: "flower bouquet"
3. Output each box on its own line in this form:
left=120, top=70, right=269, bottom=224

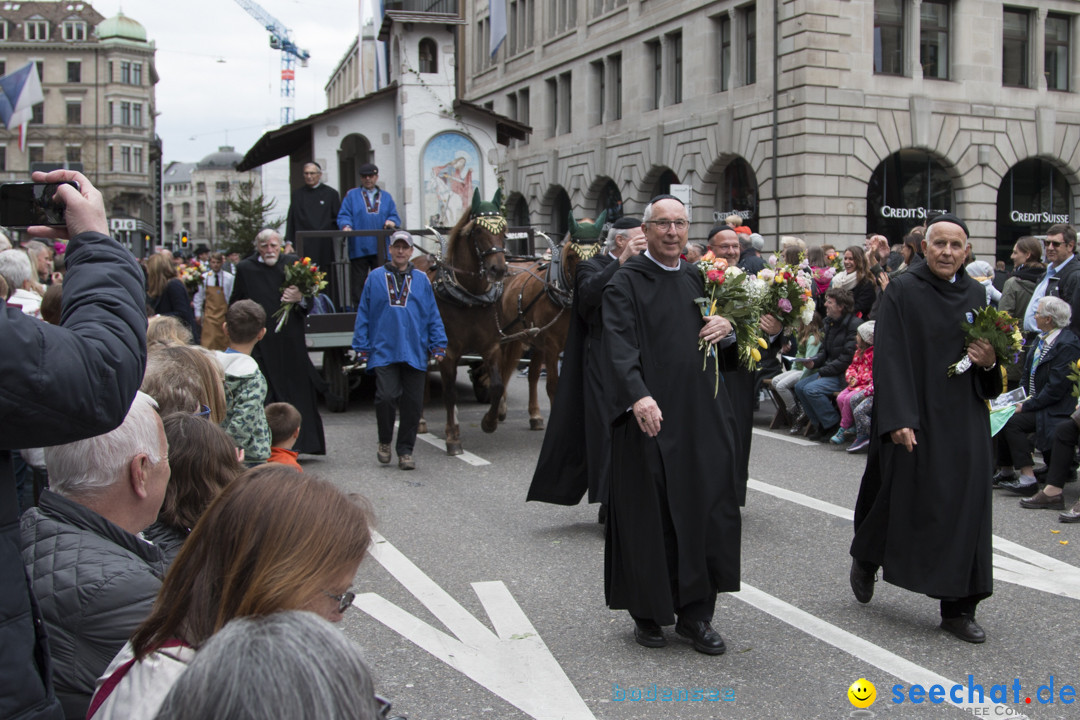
left=758, top=264, right=816, bottom=329
left=694, top=252, right=767, bottom=396
left=946, top=306, right=1023, bottom=376
left=826, top=248, right=844, bottom=272
left=271, top=257, right=328, bottom=333
left=178, top=261, right=206, bottom=294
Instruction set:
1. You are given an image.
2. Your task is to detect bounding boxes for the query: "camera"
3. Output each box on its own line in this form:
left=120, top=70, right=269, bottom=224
left=0, top=181, right=79, bottom=229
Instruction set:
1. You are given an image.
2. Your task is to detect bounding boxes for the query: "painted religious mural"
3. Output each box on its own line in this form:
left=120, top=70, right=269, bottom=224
left=423, top=132, right=482, bottom=227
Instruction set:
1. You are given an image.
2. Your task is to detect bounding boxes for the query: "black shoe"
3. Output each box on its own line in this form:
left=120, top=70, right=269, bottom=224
left=1019, top=490, right=1066, bottom=510
left=849, top=559, right=877, bottom=604
left=991, top=469, right=1015, bottom=487
left=997, top=478, right=1039, bottom=496
left=940, top=615, right=986, bottom=644
left=812, top=424, right=839, bottom=442
left=633, top=620, right=666, bottom=648
left=674, top=618, right=726, bottom=655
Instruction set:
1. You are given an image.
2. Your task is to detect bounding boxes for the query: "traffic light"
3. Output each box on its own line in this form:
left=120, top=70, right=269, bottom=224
left=180, top=230, right=189, bottom=248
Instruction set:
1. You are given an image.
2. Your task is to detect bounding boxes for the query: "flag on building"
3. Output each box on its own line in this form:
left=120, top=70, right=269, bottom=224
left=0, top=62, right=44, bottom=151
left=489, top=0, right=507, bottom=58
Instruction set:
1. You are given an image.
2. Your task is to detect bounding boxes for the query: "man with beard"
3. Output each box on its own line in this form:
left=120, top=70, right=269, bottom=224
left=231, top=230, right=326, bottom=455
left=526, top=216, right=645, bottom=518
left=849, top=214, right=998, bottom=643
left=602, top=196, right=740, bottom=654
left=285, top=163, right=341, bottom=303
left=707, top=225, right=783, bottom=505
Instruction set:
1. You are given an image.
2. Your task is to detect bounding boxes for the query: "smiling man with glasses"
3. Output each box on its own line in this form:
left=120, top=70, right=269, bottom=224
left=1023, top=224, right=1079, bottom=333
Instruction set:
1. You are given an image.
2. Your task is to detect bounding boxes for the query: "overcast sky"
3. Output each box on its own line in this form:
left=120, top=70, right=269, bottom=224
left=97, top=0, right=364, bottom=164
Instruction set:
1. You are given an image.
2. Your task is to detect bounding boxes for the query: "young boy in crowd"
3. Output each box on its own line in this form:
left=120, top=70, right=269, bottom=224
left=216, top=300, right=272, bottom=464
left=265, top=402, right=303, bottom=472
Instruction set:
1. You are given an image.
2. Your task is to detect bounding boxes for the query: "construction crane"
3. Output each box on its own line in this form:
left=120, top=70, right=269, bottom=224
left=233, top=0, right=310, bottom=125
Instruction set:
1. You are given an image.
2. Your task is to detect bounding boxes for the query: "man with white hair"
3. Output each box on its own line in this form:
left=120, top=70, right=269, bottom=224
left=232, top=229, right=326, bottom=455
left=20, top=392, right=169, bottom=718
left=0, top=248, right=42, bottom=317
left=850, top=214, right=999, bottom=644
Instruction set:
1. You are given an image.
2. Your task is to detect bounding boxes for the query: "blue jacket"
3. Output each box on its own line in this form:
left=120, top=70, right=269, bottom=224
left=1, top=231, right=147, bottom=720
left=352, top=264, right=447, bottom=371
left=337, top=187, right=401, bottom=258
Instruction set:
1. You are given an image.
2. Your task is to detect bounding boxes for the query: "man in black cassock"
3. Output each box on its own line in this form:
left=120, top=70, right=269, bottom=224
left=526, top=216, right=645, bottom=515
left=849, top=214, right=997, bottom=643
left=285, top=162, right=342, bottom=304
left=231, top=229, right=327, bottom=455
left=708, top=225, right=783, bottom=505
left=602, top=196, right=741, bottom=655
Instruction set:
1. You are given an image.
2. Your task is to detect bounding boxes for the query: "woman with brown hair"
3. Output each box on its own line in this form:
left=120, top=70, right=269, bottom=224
left=87, top=466, right=374, bottom=720
left=145, top=253, right=195, bottom=329
left=830, top=245, right=876, bottom=318
left=999, top=236, right=1046, bottom=318
left=144, top=413, right=244, bottom=563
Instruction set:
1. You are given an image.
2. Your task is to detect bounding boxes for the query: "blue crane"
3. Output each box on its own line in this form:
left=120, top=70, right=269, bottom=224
left=232, top=0, right=310, bottom=125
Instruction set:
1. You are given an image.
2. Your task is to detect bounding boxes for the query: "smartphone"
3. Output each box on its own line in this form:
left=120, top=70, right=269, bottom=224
left=0, top=181, right=79, bottom=229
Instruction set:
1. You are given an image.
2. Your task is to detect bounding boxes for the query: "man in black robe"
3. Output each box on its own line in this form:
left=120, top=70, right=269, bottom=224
left=231, top=229, right=327, bottom=455
left=603, top=196, right=741, bottom=655
left=708, top=225, right=783, bottom=505
left=526, top=216, right=645, bottom=515
left=849, top=214, right=998, bottom=643
left=285, top=162, right=342, bottom=305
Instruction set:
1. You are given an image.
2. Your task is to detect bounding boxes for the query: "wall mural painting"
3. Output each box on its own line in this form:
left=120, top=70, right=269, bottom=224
left=423, top=132, right=482, bottom=228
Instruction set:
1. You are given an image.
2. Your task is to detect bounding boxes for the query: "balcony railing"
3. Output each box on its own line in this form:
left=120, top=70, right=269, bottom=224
left=385, top=1, right=458, bottom=14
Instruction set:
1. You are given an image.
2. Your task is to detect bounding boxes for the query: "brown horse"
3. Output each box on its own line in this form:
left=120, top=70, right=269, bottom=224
left=427, top=189, right=508, bottom=455
left=496, top=213, right=606, bottom=430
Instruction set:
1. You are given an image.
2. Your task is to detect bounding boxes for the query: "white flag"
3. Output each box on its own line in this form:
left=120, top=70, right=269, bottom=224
left=489, top=0, right=507, bottom=58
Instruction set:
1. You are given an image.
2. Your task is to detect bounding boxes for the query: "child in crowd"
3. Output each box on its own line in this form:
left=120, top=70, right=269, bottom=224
left=774, top=315, right=822, bottom=433
left=266, top=402, right=303, bottom=472
left=831, top=321, right=875, bottom=447
left=215, top=300, right=271, bottom=465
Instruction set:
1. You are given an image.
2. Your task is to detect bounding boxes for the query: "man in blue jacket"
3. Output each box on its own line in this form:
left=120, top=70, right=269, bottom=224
left=338, top=163, right=401, bottom=308
left=1, top=169, right=147, bottom=720
left=352, top=230, right=446, bottom=471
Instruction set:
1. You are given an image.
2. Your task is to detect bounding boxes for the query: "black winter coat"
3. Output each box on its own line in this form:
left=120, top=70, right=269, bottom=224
left=0, top=231, right=146, bottom=720
left=810, top=312, right=861, bottom=377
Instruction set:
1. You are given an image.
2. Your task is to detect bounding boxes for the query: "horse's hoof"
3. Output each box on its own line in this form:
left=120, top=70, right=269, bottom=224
left=481, top=417, right=498, bottom=433
left=417, top=419, right=428, bottom=434
left=529, top=418, right=544, bottom=431
left=446, top=441, right=463, bottom=456
left=498, top=410, right=507, bottom=422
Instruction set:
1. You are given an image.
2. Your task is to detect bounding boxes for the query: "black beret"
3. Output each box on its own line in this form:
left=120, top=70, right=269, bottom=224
left=926, top=213, right=969, bottom=238
left=612, top=216, right=641, bottom=230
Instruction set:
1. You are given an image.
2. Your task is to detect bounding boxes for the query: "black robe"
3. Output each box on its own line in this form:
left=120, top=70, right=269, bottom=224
left=527, top=254, right=617, bottom=506
left=602, top=255, right=741, bottom=624
left=851, top=262, right=996, bottom=598
left=285, top=183, right=342, bottom=305
left=231, top=254, right=327, bottom=455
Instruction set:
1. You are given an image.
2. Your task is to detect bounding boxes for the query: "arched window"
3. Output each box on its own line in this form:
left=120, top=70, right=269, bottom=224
left=866, top=150, right=953, bottom=242
left=419, top=38, right=438, bottom=74
left=996, top=159, right=1073, bottom=259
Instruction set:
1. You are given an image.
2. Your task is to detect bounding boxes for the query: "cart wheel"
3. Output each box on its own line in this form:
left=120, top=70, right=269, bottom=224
left=468, top=362, right=490, bottom=404
left=323, top=348, right=349, bottom=413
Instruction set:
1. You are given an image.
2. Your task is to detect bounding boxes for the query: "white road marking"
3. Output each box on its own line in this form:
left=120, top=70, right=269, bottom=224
left=354, top=532, right=595, bottom=720
left=748, top=478, right=1080, bottom=600
left=751, top=427, right=818, bottom=447
left=733, top=584, right=1025, bottom=717
left=414, top=431, right=491, bottom=466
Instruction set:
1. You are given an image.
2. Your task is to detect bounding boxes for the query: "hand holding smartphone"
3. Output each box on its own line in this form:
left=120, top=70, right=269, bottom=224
left=0, top=181, right=79, bottom=229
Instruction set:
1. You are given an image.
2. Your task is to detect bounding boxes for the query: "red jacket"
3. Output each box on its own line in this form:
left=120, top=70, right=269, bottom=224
left=845, top=346, right=874, bottom=395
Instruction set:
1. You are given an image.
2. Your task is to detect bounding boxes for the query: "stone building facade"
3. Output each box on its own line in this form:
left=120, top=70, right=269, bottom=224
left=0, top=2, right=158, bottom=240
left=163, top=147, right=263, bottom=251
left=462, top=0, right=1080, bottom=258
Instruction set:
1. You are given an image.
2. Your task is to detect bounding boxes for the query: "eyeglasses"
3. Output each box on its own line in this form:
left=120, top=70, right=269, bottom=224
left=1045, top=239, right=1066, bottom=247
left=645, top=219, right=689, bottom=231
left=324, top=588, right=356, bottom=614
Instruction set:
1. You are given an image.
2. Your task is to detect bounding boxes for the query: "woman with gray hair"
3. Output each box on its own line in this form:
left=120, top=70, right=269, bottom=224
left=995, top=295, right=1080, bottom=507
left=152, top=611, right=384, bottom=720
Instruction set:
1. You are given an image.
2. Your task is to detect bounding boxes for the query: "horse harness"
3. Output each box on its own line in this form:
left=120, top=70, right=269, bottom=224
left=498, top=241, right=586, bottom=344
left=431, top=219, right=506, bottom=308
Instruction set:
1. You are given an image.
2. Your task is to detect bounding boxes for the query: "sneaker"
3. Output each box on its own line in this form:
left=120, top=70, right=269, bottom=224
left=398, top=454, right=415, bottom=471
left=847, top=436, right=870, bottom=453
left=377, top=444, right=391, bottom=464
left=829, top=427, right=847, bottom=445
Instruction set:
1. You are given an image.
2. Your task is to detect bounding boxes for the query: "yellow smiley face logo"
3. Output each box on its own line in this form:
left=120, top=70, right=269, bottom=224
left=847, top=678, right=876, bottom=708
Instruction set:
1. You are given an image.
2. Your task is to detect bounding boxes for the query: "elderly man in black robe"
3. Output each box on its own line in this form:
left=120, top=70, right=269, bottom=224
left=602, top=196, right=741, bottom=655
left=526, top=216, right=645, bottom=516
left=285, top=162, right=341, bottom=304
left=849, top=214, right=998, bottom=643
left=231, top=229, right=326, bottom=455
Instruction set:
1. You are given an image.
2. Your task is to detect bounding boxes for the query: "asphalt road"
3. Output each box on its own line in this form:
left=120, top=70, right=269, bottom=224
left=307, top=371, right=1080, bottom=720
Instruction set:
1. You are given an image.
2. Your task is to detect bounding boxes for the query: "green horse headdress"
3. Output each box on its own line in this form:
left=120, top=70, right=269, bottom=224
left=471, top=188, right=507, bottom=236
left=567, top=210, right=608, bottom=261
